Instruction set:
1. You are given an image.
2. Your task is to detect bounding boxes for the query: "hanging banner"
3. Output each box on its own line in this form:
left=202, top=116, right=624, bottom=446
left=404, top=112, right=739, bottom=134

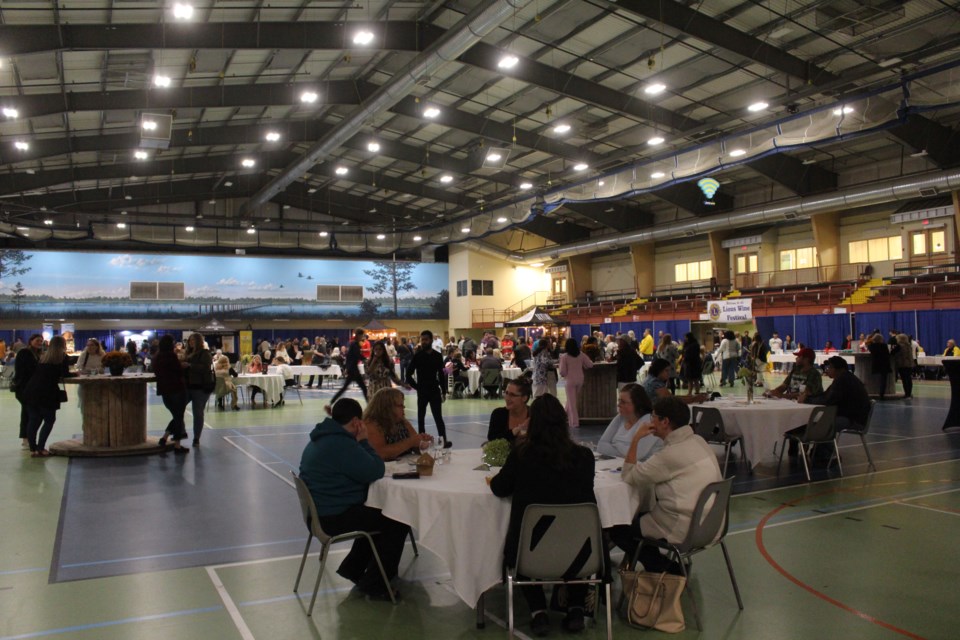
left=706, top=298, right=753, bottom=322
left=239, top=331, right=253, bottom=356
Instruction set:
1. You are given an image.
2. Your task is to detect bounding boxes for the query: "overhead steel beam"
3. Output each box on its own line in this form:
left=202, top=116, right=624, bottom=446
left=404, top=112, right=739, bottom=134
left=888, top=115, right=960, bottom=169
left=560, top=201, right=653, bottom=232
left=614, top=0, right=840, bottom=86
left=519, top=216, right=593, bottom=244
left=745, top=155, right=838, bottom=196
left=653, top=182, right=734, bottom=216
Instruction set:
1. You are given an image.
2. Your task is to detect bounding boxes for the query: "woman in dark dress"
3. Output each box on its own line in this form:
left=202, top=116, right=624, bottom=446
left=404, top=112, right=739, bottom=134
left=486, top=377, right=532, bottom=443
left=12, top=333, right=43, bottom=449
left=489, top=394, right=596, bottom=636
left=680, top=332, right=703, bottom=395
left=153, top=335, right=189, bottom=452
left=867, top=333, right=892, bottom=400
left=184, top=332, right=214, bottom=446
left=21, top=336, right=72, bottom=457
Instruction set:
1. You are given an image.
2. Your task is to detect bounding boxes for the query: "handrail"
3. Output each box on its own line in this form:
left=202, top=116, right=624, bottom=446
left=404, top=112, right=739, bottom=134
left=735, top=263, right=867, bottom=291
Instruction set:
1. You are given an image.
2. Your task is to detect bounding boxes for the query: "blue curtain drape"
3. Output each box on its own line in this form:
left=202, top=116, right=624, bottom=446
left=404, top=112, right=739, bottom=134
left=793, top=314, right=851, bottom=350
left=754, top=315, right=796, bottom=342
left=853, top=312, right=917, bottom=340
left=569, top=324, right=592, bottom=342
left=652, top=320, right=691, bottom=340
left=916, top=310, right=960, bottom=355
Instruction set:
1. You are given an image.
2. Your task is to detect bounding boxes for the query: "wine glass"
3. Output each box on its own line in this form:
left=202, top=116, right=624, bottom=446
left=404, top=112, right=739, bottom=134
left=419, top=438, right=431, bottom=456
left=434, top=436, right=445, bottom=463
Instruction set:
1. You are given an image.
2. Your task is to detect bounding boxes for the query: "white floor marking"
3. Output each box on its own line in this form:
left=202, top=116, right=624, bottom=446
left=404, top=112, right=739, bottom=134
left=222, top=436, right=294, bottom=488
left=894, top=499, right=960, bottom=518
left=206, top=566, right=256, bottom=640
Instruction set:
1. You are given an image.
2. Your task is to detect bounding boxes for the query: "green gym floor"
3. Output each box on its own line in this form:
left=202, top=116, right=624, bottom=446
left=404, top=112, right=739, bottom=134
left=2, top=373, right=959, bottom=639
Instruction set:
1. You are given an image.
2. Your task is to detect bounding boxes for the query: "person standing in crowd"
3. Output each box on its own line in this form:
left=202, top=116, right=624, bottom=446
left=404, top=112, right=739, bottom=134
left=559, top=337, right=594, bottom=428
left=656, top=333, right=680, bottom=394
left=366, top=341, right=405, bottom=398
left=531, top=339, right=554, bottom=398
left=750, top=333, right=769, bottom=388
left=639, top=328, right=655, bottom=361
left=299, top=398, right=410, bottom=601
left=327, top=329, right=369, bottom=412
left=396, top=336, right=413, bottom=382
left=615, top=337, right=642, bottom=388
left=154, top=335, right=189, bottom=452
left=769, top=332, right=783, bottom=371
left=512, top=336, right=532, bottom=369
left=489, top=394, right=596, bottom=636
left=867, top=333, right=892, bottom=400
left=894, top=332, right=914, bottom=399
left=500, top=333, right=515, bottom=361
left=680, top=332, right=703, bottom=395
left=718, top=330, right=740, bottom=387
left=431, top=333, right=444, bottom=354
left=21, top=336, right=73, bottom=457
left=406, top=330, right=451, bottom=447
left=183, top=332, right=214, bottom=446
left=12, top=334, right=43, bottom=450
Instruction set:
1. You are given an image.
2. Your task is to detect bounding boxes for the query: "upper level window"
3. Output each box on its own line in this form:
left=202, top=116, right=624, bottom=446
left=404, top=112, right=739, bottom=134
left=779, top=247, right=818, bottom=271
left=675, top=260, right=712, bottom=283
left=848, top=236, right=902, bottom=263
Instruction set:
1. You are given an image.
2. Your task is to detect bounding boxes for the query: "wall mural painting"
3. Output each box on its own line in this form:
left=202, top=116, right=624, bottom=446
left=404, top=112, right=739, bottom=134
left=0, top=250, right=449, bottom=321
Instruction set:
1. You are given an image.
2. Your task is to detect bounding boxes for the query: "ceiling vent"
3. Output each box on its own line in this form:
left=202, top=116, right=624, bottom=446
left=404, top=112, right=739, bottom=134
left=783, top=211, right=799, bottom=220
left=918, top=186, right=939, bottom=198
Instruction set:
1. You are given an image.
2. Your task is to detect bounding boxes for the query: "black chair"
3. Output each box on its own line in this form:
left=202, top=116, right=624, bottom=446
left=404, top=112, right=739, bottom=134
left=831, top=399, right=877, bottom=472
left=692, top=406, right=745, bottom=476
left=480, top=368, right=503, bottom=399
left=776, top=405, right=841, bottom=481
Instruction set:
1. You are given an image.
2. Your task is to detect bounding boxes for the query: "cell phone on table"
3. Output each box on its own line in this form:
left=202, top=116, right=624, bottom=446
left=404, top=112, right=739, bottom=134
left=392, top=472, right=420, bottom=480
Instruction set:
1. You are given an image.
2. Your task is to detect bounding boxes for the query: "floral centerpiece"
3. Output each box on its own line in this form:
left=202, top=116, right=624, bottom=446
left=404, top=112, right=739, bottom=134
left=736, top=353, right=761, bottom=403
left=239, top=353, right=253, bottom=373
left=482, top=438, right=511, bottom=467
left=101, top=350, right=133, bottom=376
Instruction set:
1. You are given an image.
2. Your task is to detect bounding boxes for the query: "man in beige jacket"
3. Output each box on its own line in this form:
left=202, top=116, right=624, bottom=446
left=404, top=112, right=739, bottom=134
left=610, top=396, right=722, bottom=570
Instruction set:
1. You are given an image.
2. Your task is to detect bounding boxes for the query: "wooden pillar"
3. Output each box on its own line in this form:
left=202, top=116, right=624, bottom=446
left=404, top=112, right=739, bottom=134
left=952, top=190, right=960, bottom=260
left=707, top=231, right=731, bottom=288
left=811, top=211, right=841, bottom=282
left=630, top=242, right=655, bottom=298
left=567, top=255, right=592, bottom=302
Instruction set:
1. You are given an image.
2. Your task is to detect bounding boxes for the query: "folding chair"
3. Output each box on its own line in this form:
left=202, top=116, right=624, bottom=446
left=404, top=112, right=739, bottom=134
left=626, top=478, right=743, bottom=631
left=692, top=406, right=745, bottom=475
left=831, top=399, right=877, bottom=472
left=776, top=405, right=841, bottom=482
left=506, top=503, right=612, bottom=640
left=701, top=357, right=718, bottom=390
left=480, top=368, right=503, bottom=399
left=290, top=472, right=396, bottom=614
left=0, top=364, right=14, bottom=390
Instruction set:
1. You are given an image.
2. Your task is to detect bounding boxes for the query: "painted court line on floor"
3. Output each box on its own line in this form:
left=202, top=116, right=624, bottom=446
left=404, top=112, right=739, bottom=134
left=0, top=606, right=224, bottom=640
left=222, top=436, right=295, bottom=488
left=894, top=500, right=960, bottom=517
left=207, top=566, right=256, bottom=640
left=59, top=537, right=305, bottom=569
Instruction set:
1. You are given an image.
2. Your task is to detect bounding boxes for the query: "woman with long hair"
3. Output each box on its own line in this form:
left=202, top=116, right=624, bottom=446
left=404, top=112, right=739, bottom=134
left=366, top=341, right=404, bottom=398
left=362, top=388, right=431, bottom=461
left=531, top=339, right=553, bottom=398
left=154, top=335, right=189, bottom=451
left=559, top=337, right=594, bottom=428
left=13, top=334, right=43, bottom=449
left=718, top=330, right=740, bottom=387
left=21, top=336, right=72, bottom=457
left=489, top=394, right=596, bottom=635
left=487, top=377, right=532, bottom=443
left=597, top=383, right=663, bottom=459
left=680, top=333, right=703, bottom=395
left=77, top=338, right=105, bottom=373
left=184, top=332, right=214, bottom=446
left=656, top=333, right=680, bottom=393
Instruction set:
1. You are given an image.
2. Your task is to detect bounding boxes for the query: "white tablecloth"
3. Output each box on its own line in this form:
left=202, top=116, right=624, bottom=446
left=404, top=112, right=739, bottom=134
left=235, top=373, right=285, bottom=405
left=768, top=353, right=855, bottom=366
left=917, top=355, right=943, bottom=367
left=690, top=398, right=817, bottom=468
left=463, top=366, right=524, bottom=394
left=268, top=364, right=342, bottom=378
left=365, top=449, right=638, bottom=607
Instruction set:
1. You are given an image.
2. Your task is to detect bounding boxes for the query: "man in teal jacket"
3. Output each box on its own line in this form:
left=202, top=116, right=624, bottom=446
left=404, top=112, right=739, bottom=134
left=299, top=398, right=409, bottom=600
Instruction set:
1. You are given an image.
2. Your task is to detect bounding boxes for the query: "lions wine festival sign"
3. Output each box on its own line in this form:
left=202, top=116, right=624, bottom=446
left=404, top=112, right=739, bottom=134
left=706, top=298, right=753, bottom=322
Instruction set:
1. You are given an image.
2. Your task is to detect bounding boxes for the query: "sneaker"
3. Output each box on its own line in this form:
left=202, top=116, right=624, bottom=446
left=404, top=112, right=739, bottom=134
left=531, top=611, right=550, bottom=637
left=443, top=440, right=453, bottom=449
left=562, top=608, right=585, bottom=633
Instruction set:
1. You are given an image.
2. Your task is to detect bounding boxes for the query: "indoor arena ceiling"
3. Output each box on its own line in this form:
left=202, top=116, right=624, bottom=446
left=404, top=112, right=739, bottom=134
left=0, top=0, right=959, bottom=259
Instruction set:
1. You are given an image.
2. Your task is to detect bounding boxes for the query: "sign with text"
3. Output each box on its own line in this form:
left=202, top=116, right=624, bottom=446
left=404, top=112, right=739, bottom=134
left=706, top=298, right=753, bottom=322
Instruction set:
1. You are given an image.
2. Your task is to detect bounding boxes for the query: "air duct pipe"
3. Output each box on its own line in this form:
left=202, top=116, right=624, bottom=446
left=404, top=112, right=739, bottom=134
left=242, top=0, right=530, bottom=216
left=466, top=167, right=960, bottom=263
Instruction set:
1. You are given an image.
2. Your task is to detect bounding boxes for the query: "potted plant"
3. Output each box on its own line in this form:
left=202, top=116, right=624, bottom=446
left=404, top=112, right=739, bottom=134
left=102, top=351, right=133, bottom=376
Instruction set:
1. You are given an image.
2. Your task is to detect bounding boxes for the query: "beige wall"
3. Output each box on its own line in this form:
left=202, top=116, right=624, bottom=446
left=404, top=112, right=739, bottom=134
left=654, top=238, right=712, bottom=286
left=590, top=253, right=634, bottom=294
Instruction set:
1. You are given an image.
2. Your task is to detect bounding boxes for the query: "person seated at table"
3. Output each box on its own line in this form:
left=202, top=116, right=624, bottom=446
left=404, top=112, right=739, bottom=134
left=643, top=359, right=708, bottom=404
left=765, top=347, right=823, bottom=400
left=487, top=378, right=532, bottom=443
left=214, top=354, right=240, bottom=411
left=76, top=338, right=105, bottom=373
left=489, top=394, right=596, bottom=635
left=943, top=339, right=960, bottom=357
left=609, top=396, right=722, bottom=572
left=597, top=383, right=663, bottom=460
left=246, top=355, right=267, bottom=408
left=823, top=340, right=838, bottom=354
left=512, top=337, right=532, bottom=370
left=802, top=355, right=871, bottom=438
left=463, top=349, right=478, bottom=368
left=444, top=349, right=470, bottom=394
left=479, top=347, right=501, bottom=371
left=362, top=388, right=432, bottom=461
left=299, top=398, right=410, bottom=601
left=272, top=354, right=296, bottom=387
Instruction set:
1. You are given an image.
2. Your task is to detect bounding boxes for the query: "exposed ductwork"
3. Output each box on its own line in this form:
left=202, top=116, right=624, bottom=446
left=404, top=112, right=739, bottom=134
left=241, top=0, right=530, bottom=216
left=465, top=167, right=960, bottom=263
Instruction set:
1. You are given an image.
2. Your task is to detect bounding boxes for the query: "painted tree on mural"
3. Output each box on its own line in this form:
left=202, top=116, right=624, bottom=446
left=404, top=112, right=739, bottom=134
left=358, top=298, right=381, bottom=319
left=431, top=289, right=449, bottom=317
left=11, top=282, right=25, bottom=314
left=0, top=249, right=32, bottom=295
left=362, top=260, right=417, bottom=316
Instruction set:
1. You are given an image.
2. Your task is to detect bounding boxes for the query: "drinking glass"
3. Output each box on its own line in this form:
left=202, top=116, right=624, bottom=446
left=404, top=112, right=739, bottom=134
left=419, top=438, right=431, bottom=455
left=434, top=436, right=445, bottom=463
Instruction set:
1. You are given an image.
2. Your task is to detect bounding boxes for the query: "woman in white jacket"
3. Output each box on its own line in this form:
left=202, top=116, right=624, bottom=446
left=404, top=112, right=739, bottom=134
left=718, top=330, right=740, bottom=387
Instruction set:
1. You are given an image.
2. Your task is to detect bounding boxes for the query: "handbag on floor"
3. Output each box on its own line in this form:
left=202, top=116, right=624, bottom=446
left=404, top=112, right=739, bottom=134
left=619, top=568, right=685, bottom=632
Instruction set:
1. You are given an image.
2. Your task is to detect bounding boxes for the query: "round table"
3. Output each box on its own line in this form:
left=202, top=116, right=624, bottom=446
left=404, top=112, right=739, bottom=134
left=51, top=373, right=164, bottom=457
left=690, top=397, right=817, bottom=468
left=235, top=373, right=285, bottom=406
left=942, top=357, right=960, bottom=430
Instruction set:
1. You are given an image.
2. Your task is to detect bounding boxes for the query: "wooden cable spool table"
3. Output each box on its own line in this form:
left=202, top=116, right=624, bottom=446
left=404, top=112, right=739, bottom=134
left=50, top=373, right=167, bottom=457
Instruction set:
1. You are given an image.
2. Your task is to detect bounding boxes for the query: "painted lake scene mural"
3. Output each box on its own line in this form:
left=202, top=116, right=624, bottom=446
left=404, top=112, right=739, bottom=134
left=0, top=249, right=449, bottom=321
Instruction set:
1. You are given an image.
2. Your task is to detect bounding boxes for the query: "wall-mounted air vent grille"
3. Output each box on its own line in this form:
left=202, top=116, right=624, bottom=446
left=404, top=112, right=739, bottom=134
left=316, top=285, right=364, bottom=302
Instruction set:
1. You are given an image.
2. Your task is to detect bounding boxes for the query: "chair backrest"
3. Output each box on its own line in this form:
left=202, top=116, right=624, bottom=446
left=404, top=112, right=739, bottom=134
left=480, top=369, right=502, bottom=386
left=677, top=478, right=733, bottom=553
left=850, top=399, right=876, bottom=434
left=802, top=405, right=838, bottom=442
left=691, top=406, right=726, bottom=444
left=290, top=471, right=331, bottom=543
left=701, top=356, right=715, bottom=374
left=515, top=503, right=605, bottom=581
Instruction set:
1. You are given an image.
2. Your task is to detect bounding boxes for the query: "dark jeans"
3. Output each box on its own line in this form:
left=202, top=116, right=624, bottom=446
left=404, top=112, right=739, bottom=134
left=318, top=504, right=410, bottom=594
left=515, top=575, right=587, bottom=614
left=18, top=401, right=29, bottom=439
left=898, top=367, right=913, bottom=397
left=187, top=387, right=211, bottom=442
left=26, top=405, right=57, bottom=452
left=721, top=358, right=738, bottom=385
left=876, top=371, right=889, bottom=399
left=331, top=368, right=368, bottom=404
left=160, top=391, right=188, bottom=440
left=416, top=390, right=447, bottom=439
left=608, top=518, right=682, bottom=576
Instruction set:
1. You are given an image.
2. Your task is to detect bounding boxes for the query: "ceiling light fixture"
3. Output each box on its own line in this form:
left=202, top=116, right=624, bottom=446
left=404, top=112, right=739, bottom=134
left=124, top=195, right=132, bottom=201
left=573, top=163, right=589, bottom=171
left=644, top=83, right=666, bottom=95
left=2, top=107, right=18, bottom=118
left=552, top=123, right=571, bottom=134
left=224, top=181, right=233, bottom=187
left=300, top=91, right=318, bottom=103
left=116, top=222, right=127, bottom=229
left=486, top=152, right=502, bottom=162
left=423, top=106, right=441, bottom=119
left=747, top=101, right=768, bottom=112
left=497, top=217, right=508, bottom=223
left=14, top=141, right=29, bottom=151
left=43, top=219, right=53, bottom=225
left=319, top=231, right=329, bottom=237
left=498, top=54, right=519, bottom=70
left=413, top=235, right=422, bottom=241
left=530, top=262, right=544, bottom=267
left=598, top=180, right=605, bottom=186
left=185, top=225, right=195, bottom=232
left=519, top=182, right=532, bottom=190
left=376, top=233, right=386, bottom=240
left=241, top=158, right=256, bottom=168
left=247, top=227, right=257, bottom=234
left=172, top=3, right=194, bottom=20
left=729, top=149, right=747, bottom=157
left=878, top=57, right=902, bottom=68
left=367, top=141, right=381, bottom=152
left=141, top=119, right=158, bottom=131
left=647, top=136, right=665, bottom=146
left=134, top=150, right=148, bottom=160
left=353, top=30, right=375, bottom=46
left=832, top=106, right=854, bottom=116
left=461, top=227, right=471, bottom=233
left=265, top=131, right=281, bottom=142
left=335, top=166, right=349, bottom=176
left=651, top=171, right=666, bottom=178
left=153, top=74, right=171, bottom=88
left=307, top=187, right=317, bottom=194
left=440, top=174, right=454, bottom=183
